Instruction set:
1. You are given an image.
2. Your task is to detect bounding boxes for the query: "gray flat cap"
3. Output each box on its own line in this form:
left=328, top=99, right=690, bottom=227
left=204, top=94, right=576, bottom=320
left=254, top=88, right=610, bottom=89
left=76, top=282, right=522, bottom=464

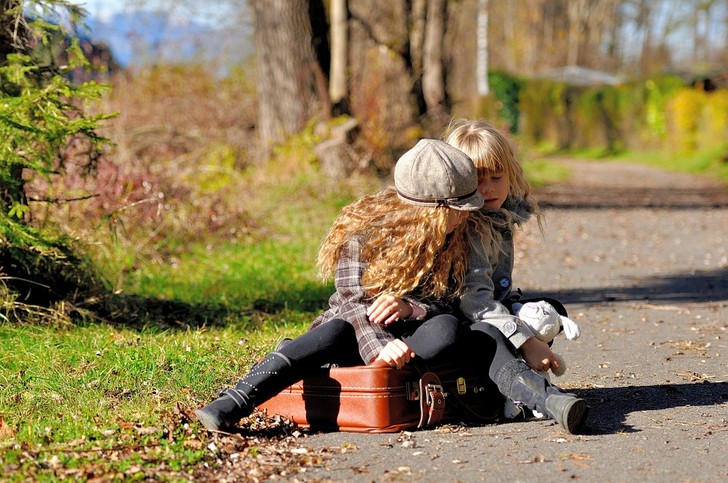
left=394, top=139, right=484, bottom=211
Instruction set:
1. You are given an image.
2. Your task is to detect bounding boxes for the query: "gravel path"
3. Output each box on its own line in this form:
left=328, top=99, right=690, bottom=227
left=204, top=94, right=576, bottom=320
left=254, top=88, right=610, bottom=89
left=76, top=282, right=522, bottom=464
left=281, top=159, right=728, bottom=482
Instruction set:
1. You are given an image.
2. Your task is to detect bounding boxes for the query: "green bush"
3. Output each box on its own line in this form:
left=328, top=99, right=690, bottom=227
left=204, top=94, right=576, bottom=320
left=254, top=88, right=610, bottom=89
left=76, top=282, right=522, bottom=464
left=666, top=88, right=706, bottom=153
left=700, top=89, right=728, bottom=150
left=641, top=75, right=685, bottom=142
left=487, top=71, right=523, bottom=132
left=514, top=71, right=728, bottom=161
left=519, top=79, right=558, bottom=146
left=1, top=1, right=114, bottom=317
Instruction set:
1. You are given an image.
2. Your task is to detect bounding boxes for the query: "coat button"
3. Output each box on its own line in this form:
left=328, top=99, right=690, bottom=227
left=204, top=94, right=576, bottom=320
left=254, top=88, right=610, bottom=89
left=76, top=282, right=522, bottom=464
left=504, top=321, right=517, bottom=335
left=499, top=277, right=511, bottom=288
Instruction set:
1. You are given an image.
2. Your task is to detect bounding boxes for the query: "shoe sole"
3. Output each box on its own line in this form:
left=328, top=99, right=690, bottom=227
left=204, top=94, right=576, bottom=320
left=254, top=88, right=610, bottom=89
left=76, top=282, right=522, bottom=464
left=195, top=409, right=233, bottom=433
left=564, top=399, right=588, bottom=434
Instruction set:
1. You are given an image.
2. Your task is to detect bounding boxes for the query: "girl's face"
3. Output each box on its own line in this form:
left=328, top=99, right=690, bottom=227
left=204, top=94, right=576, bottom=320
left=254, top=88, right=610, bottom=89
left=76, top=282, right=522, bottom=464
left=446, top=209, right=469, bottom=234
left=477, top=170, right=510, bottom=209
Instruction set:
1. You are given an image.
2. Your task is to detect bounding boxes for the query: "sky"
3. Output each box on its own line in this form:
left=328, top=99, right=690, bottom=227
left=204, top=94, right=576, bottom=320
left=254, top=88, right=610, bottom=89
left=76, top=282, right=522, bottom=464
left=69, top=0, right=251, bottom=68
left=77, top=0, right=240, bottom=27
left=80, top=0, right=151, bottom=22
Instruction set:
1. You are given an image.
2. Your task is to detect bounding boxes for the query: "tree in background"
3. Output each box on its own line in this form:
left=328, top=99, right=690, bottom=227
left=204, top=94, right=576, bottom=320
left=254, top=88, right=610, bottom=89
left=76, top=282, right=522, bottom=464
left=250, top=0, right=329, bottom=153
left=1, top=0, right=113, bottom=316
left=250, top=0, right=459, bottom=166
left=422, top=0, right=448, bottom=125
left=329, top=0, right=348, bottom=114
left=251, top=0, right=728, bottom=167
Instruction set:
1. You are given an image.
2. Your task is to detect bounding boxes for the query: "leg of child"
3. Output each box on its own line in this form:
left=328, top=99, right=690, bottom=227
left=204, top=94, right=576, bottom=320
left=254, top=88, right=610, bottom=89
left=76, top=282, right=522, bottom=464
left=195, top=319, right=362, bottom=431
left=399, top=314, right=460, bottom=361
left=467, top=322, right=588, bottom=434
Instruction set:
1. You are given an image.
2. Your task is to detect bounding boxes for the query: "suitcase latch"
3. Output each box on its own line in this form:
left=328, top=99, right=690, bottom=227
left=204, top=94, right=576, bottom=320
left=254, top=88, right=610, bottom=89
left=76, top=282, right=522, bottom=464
left=417, top=372, right=446, bottom=428
left=406, top=381, right=420, bottom=401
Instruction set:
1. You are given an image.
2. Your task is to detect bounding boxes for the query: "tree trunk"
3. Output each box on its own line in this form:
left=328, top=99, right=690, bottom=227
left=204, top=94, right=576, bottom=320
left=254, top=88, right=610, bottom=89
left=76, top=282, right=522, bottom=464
left=422, top=0, right=447, bottom=125
left=476, top=0, right=489, bottom=96
left=251, top=0, right=327, bottom=154
left=329, top=0, right=348, bottom=113
left=567, top=0, right=587, bottom=66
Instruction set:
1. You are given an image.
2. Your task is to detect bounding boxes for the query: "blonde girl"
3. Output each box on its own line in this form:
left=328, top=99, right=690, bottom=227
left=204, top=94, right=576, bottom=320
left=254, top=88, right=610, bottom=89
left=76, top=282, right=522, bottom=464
left=195, top=139, right=483, bottom=432
left=445, top=118, right=553, bottom=369
left=445, top=119, right=588, bottom=434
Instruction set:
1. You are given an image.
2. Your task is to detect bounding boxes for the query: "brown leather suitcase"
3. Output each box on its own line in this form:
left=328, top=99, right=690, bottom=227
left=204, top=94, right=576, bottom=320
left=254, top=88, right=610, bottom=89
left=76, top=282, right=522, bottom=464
left=259, top=362, right=503, bottom=433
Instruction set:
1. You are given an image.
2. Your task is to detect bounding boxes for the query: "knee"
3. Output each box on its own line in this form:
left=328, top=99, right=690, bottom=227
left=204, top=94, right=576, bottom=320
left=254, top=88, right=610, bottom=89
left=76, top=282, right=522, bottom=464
left=425, top=314, right=460, bottom=345
left=466, top=322, right=502, bottom=350
left=321, top=318, right=354, bottom=339
left=471, top=321, right=504, bottom=340
left=326, top=318, right=351, bottom=332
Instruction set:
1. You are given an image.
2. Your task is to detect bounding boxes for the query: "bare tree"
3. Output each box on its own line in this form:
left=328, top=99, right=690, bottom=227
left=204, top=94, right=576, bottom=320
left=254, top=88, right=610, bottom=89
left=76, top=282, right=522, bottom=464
left=476, top=0, right=490, bottom=96
left=250, top=0, right=328, bottom=153
left=329, top=0, right=348, bottom=113
left=422, top=0, right=448, bottom=124
left=566, top=0, right=588, bottom=66
left=690, top=0, right=721, bottom=62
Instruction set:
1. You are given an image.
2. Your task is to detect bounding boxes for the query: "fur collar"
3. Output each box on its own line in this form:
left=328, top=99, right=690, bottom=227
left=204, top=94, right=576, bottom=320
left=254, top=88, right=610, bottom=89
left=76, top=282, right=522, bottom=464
left=481, top=196, right=533, bottom=227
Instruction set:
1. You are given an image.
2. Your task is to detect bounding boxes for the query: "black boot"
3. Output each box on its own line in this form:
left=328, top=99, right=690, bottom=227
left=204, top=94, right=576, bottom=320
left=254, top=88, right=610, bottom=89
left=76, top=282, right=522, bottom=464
left=195, top=351, right=294, bottom=432
left=496, top=359, right=588, bottom=434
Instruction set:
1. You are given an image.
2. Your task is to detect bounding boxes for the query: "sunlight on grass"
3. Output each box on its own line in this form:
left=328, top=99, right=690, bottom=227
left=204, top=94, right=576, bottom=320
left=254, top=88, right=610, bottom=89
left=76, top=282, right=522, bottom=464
left=523, top=158, right=572, bottom=187
left=609, top=145, right=728, bottom=181
left=0, top=165, right=378, bottom=478
left=0, top=320, right=299, bottom=436
left=124, top=238, right=331, bottom=309
left=0, top=319, right=308, bottom=477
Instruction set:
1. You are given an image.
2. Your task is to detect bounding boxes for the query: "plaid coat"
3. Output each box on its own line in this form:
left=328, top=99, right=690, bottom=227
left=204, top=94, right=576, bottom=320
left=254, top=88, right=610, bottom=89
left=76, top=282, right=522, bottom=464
left=309, top=236, right=452, bottom=364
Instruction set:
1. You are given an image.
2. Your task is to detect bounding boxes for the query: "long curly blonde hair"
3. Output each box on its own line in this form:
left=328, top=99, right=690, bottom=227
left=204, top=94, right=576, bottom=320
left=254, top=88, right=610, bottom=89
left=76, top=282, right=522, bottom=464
left=317, top=188, right=470, bottom=300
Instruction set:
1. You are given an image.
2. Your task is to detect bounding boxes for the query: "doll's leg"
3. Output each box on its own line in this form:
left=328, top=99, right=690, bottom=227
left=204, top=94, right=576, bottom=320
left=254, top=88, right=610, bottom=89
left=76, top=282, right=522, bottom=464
left=468, top=322, right=588, bottom=434
left=195, top=319, right=360, bottom=432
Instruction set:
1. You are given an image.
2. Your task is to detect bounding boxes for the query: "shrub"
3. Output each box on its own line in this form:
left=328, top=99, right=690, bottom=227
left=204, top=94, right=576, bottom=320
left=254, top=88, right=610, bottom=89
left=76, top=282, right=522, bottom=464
left=487, top=70, right=523, bottom=132
left=666, top=88, right=706, bottom=153
left=1, top=1, right=113, bottom=317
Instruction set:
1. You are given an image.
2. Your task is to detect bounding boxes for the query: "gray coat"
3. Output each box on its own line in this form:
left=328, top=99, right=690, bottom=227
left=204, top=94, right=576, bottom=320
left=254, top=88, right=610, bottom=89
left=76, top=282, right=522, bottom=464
left=458, top=197, right=537, bottom=348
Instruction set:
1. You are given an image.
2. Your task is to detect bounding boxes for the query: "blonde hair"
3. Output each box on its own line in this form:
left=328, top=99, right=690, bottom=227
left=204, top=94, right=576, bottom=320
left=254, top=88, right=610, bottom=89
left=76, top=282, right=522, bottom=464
left=444, top=119, right=536, bottom=210
left=317, top=188, right=470, bottom=300
left=443, top=118, right=542, bottom=257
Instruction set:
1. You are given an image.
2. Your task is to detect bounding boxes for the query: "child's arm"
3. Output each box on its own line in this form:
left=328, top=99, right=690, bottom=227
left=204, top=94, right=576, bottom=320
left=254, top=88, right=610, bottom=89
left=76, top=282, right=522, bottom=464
left=459, top=235, right=537, bottom=347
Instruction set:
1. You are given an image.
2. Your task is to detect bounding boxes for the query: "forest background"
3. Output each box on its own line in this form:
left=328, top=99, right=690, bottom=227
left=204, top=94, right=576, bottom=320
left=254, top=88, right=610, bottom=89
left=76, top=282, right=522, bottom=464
left=1, top=0, right=727, bottom=480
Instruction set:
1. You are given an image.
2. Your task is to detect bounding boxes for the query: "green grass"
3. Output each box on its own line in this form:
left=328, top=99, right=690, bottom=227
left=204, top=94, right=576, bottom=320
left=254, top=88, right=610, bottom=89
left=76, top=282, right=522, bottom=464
left=4, top=145, right=723, bottom=478
left=608, top=145, right=728, bottom=182
left=529, top=141, right=728, bottom=183
left=0, top=168, right=377, bottom=479
left=522, top=158, right=572, bottom=187
left=124, top=239, right=331, bottom=311
left=0, top=306, right=312, bottom=478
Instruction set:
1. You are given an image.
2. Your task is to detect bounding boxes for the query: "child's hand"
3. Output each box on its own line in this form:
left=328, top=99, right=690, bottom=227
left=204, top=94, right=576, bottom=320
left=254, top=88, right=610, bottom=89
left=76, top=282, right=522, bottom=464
left=367, top=294, right=413, bottom=326
left=374, top=339, right=415, bottom=369
left=520, top=337, right=560, bottom=372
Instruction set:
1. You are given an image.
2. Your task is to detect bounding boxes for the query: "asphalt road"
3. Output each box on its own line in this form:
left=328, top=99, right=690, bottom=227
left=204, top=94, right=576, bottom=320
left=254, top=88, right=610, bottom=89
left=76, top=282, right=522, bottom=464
left=291, top=159, right=728, bottom=483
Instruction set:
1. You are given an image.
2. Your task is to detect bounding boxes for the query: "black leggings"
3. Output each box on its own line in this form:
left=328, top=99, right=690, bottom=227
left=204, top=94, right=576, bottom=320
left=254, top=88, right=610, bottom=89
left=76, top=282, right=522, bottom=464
left=460, top=321, right=521, bottom=382
left=277, top=315, right=460, bottom=372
